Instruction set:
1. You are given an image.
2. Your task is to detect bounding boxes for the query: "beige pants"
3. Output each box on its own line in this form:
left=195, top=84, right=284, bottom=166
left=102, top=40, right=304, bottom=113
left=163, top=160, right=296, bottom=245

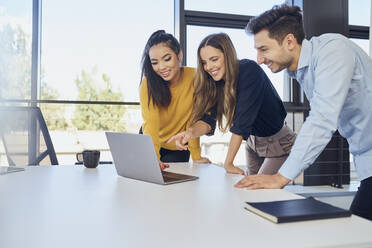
left=245, top=124, right=296, bottom=175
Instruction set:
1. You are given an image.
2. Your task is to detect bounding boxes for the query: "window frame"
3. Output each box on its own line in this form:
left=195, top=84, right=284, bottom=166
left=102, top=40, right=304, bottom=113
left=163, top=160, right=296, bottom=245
left=1, top=0, right=370, bottom=120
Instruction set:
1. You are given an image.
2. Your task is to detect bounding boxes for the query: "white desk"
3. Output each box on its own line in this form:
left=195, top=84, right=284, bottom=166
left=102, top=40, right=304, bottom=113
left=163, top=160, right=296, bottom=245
left=1, top=164, right=371, bottom=248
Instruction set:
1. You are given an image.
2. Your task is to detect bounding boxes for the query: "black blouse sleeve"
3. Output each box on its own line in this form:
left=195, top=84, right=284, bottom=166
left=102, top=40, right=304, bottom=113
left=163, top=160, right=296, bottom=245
left=230, top=60, right=265, bottom=139
left=200, top=104, right=217, bottom=136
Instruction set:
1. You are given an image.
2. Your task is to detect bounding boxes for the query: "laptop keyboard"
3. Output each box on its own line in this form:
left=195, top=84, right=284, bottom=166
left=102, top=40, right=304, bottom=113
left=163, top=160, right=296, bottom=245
left=162, top=171, right=194, bottom=182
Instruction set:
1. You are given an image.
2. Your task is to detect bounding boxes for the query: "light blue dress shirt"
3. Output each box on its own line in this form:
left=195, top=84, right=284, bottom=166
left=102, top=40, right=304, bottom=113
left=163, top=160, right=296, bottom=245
left=279, top=33, right=372, bottom=181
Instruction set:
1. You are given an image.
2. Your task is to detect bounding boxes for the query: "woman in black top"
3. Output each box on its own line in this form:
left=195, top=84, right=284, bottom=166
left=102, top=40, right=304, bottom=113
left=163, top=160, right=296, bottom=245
left=168, top=33, right=296, bottom=175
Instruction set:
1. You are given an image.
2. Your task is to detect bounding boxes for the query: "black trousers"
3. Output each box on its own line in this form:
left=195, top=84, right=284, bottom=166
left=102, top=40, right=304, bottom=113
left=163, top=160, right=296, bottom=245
left=350, top=176, right=372, bottom=221
left=139, top=126, right=190, bottom=163
left=160, top=147, right=190, bottom=163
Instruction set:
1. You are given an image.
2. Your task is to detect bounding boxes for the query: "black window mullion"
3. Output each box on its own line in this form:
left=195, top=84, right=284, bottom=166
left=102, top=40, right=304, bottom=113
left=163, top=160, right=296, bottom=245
left=185, top=10, right=253, bottom=29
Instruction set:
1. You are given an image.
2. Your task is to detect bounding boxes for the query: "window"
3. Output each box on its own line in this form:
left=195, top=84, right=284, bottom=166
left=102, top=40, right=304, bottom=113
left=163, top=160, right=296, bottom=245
left=185, top=0, right=285, bottom=16
left=40, top=0, right=173, bottom=164
left=349, top=0, right=371, bottom=26
left=4, top=0, right=365, bottom=168
left=39, top=103, right=142, bottom=164
left=41, top=0, right=173, bottom=103
left=0, top=0, right=32, bottom=100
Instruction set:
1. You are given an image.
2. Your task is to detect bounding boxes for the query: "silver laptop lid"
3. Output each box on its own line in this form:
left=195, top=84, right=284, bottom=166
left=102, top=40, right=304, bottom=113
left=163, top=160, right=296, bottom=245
left=105, top=132, right=164, bottom=184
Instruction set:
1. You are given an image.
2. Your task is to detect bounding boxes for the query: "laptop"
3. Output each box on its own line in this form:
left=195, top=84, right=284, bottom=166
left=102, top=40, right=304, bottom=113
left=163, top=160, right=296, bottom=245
left=105, top=132, right=198, bottom=185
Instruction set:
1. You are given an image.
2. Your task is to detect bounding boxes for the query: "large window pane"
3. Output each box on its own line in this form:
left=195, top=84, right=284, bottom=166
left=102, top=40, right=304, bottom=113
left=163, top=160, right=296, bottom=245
left=187, top=25, right=285, bottom=165
left=349, top=0, right=371, bottom=26
left=0, top=0, right=32, bottom=100
left=185, top=0, right=285, bottom=16
left=40, top=103, right=142, bottom=164
left=41, top=0, right=173, bottom=103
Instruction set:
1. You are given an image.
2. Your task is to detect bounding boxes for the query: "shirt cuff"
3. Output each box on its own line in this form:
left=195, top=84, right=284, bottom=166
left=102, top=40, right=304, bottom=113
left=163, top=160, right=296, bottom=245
left=189, top=147, right=202, bottom=160
left=188, top=138, right=202, bottom=160
left=230, top=126, right=249, bottom=140
left=278, top=155, right=307, bottom=180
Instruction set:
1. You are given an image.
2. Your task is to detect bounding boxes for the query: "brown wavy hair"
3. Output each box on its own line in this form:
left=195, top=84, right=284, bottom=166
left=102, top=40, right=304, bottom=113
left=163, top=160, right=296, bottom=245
left=191, top=33, right=239, bottom=132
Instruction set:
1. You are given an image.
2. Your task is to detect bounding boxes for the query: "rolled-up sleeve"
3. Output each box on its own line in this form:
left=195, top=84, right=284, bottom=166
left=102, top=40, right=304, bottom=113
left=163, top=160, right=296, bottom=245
left=279, top=40, right=355, bottom=180
left=200, top=104, right=217, bottom=136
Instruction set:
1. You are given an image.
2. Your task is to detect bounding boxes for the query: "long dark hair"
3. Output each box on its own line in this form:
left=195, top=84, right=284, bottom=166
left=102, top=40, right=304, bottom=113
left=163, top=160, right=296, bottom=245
left=191, top=33, right=239, bottom=132
left=140, top=30, right=182, bottom=108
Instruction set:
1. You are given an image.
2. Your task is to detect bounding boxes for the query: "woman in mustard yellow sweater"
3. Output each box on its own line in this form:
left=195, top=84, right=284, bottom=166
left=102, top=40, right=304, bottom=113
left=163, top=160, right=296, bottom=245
left=140, top=30, right=210, bottom=169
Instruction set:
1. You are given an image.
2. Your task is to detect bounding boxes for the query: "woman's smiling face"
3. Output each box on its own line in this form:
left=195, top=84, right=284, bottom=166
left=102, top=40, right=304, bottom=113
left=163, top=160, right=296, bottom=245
left=149, top=43, right=182, bottom=85
left=200, top=45, right=226, bottom=81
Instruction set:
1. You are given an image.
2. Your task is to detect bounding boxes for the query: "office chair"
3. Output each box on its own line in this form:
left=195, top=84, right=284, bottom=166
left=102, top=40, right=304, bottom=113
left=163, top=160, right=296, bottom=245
left=0, top=106, right=58, bottom=167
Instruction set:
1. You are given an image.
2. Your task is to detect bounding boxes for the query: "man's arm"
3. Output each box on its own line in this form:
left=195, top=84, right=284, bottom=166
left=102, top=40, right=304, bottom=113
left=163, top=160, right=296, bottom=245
left=278, top=39, right=355, bottom=180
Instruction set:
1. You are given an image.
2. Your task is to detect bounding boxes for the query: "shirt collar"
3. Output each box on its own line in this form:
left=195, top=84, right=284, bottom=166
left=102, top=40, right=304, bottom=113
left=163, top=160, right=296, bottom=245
left=287, top=39, right=311, bottom=77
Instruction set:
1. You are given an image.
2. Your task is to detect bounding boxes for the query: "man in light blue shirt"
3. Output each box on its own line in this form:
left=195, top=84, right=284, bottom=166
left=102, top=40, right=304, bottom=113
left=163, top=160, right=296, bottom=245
left=237, top=4, right=372, bottom=220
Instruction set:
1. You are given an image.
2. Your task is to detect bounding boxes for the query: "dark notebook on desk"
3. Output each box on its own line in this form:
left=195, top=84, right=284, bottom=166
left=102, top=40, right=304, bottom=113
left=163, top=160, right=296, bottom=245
left=244, top=197, right=351, bottom=224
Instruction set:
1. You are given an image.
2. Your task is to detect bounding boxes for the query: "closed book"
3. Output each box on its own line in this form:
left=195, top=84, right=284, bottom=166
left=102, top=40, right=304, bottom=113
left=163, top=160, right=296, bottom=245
left=244, top=197, right=351, bottom=224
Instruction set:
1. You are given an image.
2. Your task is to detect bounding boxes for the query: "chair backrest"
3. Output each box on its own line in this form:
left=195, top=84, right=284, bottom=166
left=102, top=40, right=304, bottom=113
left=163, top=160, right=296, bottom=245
left=0, top=106, right=58, bottom=166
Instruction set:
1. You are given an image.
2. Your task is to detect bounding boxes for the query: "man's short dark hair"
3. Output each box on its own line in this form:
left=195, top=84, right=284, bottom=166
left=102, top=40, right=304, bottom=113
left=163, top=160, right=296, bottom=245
left=246, top=4, right=305, bottom=45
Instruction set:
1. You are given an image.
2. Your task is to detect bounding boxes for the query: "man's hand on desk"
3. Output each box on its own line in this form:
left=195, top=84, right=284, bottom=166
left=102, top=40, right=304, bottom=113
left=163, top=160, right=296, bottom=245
left=234, top=173, right=291, bottom=189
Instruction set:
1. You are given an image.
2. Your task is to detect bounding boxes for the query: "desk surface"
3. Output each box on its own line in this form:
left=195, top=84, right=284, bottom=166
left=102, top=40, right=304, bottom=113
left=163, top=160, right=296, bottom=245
left=1, top=163, right=371, bottom=248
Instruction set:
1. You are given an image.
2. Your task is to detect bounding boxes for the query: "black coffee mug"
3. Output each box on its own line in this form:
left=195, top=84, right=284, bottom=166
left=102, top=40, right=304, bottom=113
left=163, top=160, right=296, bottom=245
left=76, top=150, right=100, bottom=168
